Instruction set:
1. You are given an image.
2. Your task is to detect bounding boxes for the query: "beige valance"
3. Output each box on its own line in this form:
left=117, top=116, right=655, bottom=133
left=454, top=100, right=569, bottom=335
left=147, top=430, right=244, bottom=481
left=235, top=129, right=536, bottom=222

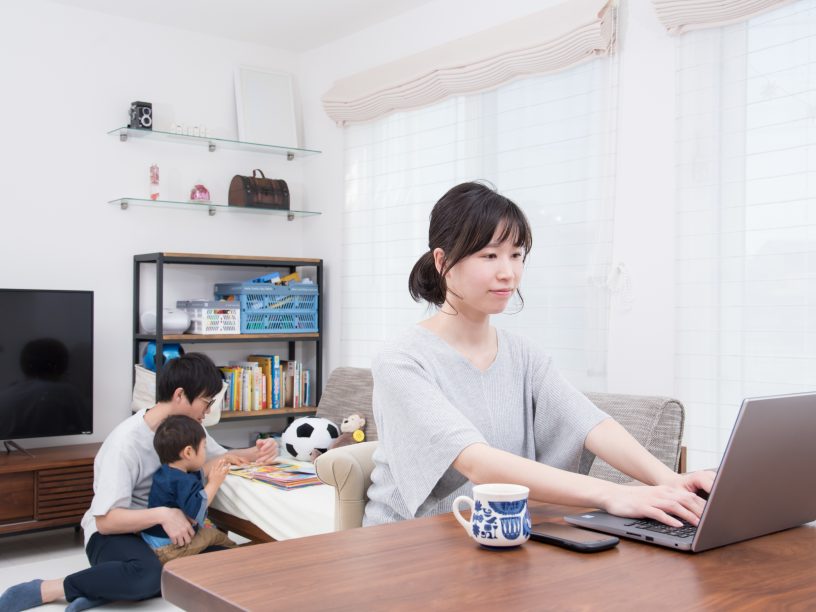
left=652, top=0, right=793, bottom=34
left=322, top=0, right=616, bottom=126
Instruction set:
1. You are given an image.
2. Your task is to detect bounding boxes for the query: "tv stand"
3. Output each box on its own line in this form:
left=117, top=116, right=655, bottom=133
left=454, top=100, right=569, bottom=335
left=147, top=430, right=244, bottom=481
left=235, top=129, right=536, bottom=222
left=0, top=443, right=100, bottom=536
left=3, top=440, right=35, bottom=458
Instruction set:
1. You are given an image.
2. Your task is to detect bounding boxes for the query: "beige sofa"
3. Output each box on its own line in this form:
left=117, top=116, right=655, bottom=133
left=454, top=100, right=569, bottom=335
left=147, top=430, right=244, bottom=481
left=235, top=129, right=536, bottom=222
left=314, top=367, right=685, bottom=531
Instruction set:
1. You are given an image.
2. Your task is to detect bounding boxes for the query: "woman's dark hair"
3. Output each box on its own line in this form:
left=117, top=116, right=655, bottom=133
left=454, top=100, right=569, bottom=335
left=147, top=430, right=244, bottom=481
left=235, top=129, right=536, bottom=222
left=155, top=352, right=223, bottom=403
left=153, top=415, right=206, bottom=464
left=409, top=181, right=532, bottom=307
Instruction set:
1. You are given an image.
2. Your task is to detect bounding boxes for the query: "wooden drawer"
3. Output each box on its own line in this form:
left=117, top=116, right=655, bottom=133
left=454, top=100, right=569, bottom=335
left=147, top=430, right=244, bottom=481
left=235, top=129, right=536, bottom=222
left=0, top=472, right=34, bottom=523
left=37, top=465, right=94, bottom=521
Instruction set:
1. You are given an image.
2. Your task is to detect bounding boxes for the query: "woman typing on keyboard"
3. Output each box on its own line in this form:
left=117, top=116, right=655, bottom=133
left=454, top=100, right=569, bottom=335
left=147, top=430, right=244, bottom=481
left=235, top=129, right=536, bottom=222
left=363, top=182, right=714, bottom=530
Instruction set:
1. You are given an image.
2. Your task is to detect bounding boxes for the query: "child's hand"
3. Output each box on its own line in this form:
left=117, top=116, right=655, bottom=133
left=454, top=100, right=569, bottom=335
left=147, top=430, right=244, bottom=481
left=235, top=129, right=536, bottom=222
left=208, top=457, right=230, bottom=486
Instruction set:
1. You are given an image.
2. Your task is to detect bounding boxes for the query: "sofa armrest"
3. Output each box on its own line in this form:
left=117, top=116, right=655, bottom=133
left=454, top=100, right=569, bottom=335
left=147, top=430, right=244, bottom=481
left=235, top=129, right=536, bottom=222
left=314, top=441, right=378, bottom=531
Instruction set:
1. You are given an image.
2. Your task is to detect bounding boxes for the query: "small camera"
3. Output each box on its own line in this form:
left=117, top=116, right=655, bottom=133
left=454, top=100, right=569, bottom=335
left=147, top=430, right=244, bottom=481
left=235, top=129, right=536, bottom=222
left=129, top=101, right=153, bottom=130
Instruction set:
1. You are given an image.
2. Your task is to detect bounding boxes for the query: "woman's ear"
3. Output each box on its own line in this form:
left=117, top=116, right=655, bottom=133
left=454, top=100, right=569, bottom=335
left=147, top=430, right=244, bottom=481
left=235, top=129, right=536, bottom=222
left=432, top=248, right=446, bottom=275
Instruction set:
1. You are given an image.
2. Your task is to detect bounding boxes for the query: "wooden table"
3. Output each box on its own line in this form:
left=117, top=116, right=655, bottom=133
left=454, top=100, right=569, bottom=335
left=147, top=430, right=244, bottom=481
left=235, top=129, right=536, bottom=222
left=162, top=504, right=816, bottom=611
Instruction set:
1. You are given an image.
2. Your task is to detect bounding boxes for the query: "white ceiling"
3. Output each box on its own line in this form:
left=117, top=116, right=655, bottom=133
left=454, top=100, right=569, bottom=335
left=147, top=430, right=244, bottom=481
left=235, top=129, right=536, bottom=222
left=49, top=0, right=436, bottom=52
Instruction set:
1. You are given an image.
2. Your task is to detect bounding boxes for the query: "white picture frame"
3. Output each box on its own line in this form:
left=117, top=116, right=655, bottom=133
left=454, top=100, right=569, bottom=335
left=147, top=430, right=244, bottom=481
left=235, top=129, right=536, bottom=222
left=234, top=66, right=298, bottom=147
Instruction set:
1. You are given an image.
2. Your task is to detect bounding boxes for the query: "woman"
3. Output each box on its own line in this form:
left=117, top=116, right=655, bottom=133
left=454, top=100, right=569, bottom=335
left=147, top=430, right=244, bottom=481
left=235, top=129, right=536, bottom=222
left=363, top=182, right=712, bottom=528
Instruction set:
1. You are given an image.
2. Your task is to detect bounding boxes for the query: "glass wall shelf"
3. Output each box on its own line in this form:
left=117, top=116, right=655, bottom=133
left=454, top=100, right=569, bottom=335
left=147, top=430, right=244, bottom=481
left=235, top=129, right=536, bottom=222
left=108, top=198, right=320, bottom=220
left=107, top=126, right=321, bottom=159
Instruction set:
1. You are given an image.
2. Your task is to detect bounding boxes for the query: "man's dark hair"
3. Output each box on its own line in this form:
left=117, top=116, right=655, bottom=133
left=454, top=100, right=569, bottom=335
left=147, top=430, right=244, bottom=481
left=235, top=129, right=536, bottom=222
left=155, top=352, right=223, bottom=404
left=153, top=415, right=206, bottom=464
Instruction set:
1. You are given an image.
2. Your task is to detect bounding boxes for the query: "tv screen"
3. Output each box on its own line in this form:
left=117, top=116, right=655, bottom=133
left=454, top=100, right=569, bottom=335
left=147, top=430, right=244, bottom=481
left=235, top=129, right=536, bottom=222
left=0, top=289, right=93, bottom=440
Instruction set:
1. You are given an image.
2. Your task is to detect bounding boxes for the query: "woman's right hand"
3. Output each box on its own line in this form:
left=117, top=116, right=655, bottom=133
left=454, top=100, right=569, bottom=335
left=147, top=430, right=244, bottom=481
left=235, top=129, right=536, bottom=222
left=161, top=507, right=196, bottom=546
left=602, top=483, right=707, bottom=527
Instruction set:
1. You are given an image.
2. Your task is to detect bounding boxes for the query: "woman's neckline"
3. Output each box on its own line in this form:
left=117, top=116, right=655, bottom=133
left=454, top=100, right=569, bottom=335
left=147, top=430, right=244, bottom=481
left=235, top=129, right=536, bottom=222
left=414, top=325, right=503, bottom=374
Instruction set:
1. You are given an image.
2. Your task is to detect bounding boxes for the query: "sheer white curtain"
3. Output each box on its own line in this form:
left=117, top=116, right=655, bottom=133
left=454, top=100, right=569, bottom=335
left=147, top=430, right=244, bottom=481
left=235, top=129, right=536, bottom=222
left=675, top=0, right=816, bottom=470
left=342, top=57, right=618, bottom=390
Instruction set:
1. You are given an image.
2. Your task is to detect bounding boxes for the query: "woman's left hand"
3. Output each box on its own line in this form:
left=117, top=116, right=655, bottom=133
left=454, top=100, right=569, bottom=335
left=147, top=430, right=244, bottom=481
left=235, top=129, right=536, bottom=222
left=665, top=470, right=716, bottom=495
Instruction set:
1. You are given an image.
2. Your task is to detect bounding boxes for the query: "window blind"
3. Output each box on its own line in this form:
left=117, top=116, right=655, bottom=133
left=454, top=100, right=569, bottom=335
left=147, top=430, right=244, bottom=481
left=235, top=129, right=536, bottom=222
left=652, top=0, right=792, bottom=33
left=675, top=0, right=816, bottom=470
left=323, top=0, right=615, bottom=125
left=342, top=56, right=618, bottom=390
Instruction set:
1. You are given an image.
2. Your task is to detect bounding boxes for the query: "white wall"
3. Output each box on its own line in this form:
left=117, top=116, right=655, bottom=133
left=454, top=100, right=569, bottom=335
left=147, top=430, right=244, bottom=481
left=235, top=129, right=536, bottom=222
left=0, top=1, right=312, bottom=448
left=606, top=0, right=677, bottom=395
left=299, top=0, right=679, bottom=395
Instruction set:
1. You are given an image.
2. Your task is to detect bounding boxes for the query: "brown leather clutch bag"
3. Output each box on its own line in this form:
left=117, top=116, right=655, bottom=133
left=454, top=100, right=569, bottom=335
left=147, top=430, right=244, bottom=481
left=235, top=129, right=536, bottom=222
left=228, top=170, right=290, bottom=210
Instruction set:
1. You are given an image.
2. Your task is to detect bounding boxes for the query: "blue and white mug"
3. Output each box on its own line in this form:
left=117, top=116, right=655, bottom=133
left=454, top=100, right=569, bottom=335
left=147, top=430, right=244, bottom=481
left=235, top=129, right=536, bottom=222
left=453, top=483, right=531, bottom=548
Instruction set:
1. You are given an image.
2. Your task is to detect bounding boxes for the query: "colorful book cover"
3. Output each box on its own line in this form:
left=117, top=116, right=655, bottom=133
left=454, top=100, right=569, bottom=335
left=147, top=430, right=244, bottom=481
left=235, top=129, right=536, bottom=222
left=272, top=355, right=280, bottom=409
left=280, top=360, right=295, bottom=408
left=304, top=369, right=310, bottom=407
left=229, top=463, right=321, bottom=490
left=247, top=355, right=272, bottom=410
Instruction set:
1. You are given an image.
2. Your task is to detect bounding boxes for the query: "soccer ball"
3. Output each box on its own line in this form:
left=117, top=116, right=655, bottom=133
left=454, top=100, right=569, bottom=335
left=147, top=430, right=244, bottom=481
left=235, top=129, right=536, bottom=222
left=281, top=417, right=339, bottom=461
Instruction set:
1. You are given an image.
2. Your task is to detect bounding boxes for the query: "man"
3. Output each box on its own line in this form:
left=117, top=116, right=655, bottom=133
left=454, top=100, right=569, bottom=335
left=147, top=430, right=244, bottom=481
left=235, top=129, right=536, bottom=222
left=0, top=353, right=278, bottom=612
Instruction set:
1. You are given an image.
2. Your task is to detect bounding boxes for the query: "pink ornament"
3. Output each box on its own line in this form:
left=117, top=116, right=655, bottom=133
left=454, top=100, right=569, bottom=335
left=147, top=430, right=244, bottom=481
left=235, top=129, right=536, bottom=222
left=149, top=164, right=160, bottom=201
left=190, top=184, right=211, bottom=202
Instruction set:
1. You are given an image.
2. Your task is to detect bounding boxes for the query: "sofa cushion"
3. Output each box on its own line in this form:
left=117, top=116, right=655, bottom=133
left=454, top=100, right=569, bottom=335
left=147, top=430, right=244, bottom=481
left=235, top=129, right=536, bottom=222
left=581, top=392, right=685, bottom=484
left=315, top=367, right=377, bottom=441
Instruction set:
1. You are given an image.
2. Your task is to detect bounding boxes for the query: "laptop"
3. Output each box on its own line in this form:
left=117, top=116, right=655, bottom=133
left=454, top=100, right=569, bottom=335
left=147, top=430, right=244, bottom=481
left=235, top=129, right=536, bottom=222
left=565, top=392, right=816, bottom=552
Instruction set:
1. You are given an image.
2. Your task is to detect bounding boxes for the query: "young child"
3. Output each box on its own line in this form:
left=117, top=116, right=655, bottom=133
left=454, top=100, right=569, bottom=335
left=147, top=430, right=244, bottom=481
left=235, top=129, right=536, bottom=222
left=141, top=414, right=235, bottom=563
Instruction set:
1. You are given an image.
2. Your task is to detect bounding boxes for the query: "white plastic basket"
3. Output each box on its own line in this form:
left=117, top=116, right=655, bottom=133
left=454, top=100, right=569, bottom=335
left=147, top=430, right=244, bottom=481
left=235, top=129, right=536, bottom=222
left=176, top=300, right=240, bottom=335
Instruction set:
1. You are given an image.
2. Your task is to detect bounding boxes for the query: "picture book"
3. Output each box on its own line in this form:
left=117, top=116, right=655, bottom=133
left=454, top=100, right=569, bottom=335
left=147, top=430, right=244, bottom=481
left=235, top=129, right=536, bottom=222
left=228, top=462, right=321, bottom=490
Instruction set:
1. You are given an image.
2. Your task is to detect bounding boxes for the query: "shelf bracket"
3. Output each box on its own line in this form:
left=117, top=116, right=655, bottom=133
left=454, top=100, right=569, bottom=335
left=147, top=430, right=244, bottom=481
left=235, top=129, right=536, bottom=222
left=287, top=212, right=295, bottom=221
left=286, top=152, right=295, bottom=161
left=119, top=132, right=128, bottom=142
left=120, top=200, right=129, bottom=210
left=208, top=207, right=216, bottom=216
left=208, top=142, right=216, bottom=152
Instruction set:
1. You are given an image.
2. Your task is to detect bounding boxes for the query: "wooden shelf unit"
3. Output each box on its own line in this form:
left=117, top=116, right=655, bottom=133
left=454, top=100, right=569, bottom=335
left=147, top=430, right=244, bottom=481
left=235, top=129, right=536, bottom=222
left=133, top=253, right=323, bottom=423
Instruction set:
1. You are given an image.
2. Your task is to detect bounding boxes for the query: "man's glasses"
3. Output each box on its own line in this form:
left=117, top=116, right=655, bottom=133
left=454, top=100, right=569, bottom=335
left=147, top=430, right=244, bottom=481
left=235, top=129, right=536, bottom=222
left=195, top=396, right=216, bottom=410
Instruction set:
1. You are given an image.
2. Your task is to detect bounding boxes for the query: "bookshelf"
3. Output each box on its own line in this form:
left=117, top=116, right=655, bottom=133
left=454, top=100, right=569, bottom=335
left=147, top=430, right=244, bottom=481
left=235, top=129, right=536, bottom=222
left=132, top=253, right=322, bottom=423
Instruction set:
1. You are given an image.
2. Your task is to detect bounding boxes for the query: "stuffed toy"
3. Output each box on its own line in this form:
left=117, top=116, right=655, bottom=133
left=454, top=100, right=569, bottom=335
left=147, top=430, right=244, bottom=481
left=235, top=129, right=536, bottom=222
left=309, top=414, right=366, bottom=461
left=331, top=414, right=367, bottom=449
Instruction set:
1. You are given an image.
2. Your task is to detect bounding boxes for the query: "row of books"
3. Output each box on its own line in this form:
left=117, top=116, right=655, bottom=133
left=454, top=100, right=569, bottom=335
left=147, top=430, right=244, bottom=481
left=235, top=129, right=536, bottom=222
left=219, top=355, right=311, bottom=412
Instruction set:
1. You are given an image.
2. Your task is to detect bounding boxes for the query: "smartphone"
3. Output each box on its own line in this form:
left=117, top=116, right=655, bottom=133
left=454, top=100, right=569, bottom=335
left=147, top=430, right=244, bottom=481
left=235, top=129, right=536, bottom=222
left=529, top=523, right=619, bottom=552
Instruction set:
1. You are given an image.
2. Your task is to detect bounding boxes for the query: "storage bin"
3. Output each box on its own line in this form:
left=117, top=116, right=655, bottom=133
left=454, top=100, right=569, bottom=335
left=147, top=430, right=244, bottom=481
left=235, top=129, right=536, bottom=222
left=176, top=300, right=240, bottom=335
left=213, top=280, right=318, bottom=334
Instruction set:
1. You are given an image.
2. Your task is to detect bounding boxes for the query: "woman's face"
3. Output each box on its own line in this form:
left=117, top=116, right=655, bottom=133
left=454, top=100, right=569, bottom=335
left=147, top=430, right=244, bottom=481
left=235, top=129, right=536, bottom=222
left=440, top=227, right=525, bottom=317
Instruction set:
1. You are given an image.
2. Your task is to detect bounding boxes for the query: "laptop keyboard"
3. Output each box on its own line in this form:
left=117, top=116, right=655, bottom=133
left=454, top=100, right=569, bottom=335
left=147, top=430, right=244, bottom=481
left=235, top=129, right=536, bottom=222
left=624, top=518, right=697, bottom=539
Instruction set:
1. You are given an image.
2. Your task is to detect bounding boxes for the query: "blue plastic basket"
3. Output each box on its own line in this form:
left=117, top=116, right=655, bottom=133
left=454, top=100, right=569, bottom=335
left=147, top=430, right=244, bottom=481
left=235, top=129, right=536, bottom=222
left=213, top=280, right=318, bottom=334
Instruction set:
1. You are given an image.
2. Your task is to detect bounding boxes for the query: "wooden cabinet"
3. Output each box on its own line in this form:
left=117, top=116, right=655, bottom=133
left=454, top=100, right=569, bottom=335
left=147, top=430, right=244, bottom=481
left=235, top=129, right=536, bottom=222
left=0, top=443, right=99, bottom=535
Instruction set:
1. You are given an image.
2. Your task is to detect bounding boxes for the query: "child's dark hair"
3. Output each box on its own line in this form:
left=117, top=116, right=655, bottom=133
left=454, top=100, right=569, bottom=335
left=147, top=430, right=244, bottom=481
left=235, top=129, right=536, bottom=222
left=408, top=181, right=532, bottom=307
left=154, top=415, right=206, bottom=464
left=155, top=352, right=223, bottom=403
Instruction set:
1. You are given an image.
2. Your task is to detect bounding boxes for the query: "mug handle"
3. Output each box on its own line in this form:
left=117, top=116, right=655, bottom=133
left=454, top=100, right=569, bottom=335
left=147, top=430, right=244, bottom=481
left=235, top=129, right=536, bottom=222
left=452, top=495, right=474, bottom=533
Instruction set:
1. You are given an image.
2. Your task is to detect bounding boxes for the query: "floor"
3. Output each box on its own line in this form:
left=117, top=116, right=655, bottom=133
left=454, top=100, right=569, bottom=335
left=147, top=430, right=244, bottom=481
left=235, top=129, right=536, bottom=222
left=0, top=527, right=249, bottom=610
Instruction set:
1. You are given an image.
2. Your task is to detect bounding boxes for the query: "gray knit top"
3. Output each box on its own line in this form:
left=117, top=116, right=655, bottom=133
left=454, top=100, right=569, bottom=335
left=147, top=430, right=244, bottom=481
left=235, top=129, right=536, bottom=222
left=362, top=325, right=609, bottom=526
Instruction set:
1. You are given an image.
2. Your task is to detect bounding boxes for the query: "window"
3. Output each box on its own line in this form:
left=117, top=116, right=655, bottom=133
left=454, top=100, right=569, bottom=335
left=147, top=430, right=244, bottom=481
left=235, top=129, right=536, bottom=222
left=342, top=57, right=618, bottom=390
left=675, top=0, right=816, bottom=470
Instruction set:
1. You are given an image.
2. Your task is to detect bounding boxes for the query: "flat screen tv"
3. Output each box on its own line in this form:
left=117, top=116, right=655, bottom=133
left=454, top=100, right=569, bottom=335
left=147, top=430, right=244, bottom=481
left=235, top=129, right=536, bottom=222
left=0, top=289, right=93, bottom=440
